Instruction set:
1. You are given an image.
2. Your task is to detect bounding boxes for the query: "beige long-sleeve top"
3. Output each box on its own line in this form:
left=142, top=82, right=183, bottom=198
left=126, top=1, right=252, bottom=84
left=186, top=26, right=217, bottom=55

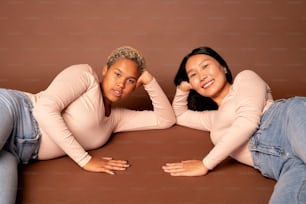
left=172, top=70, right=274, bottom=170
left=25, top=64, right=176, bottom=167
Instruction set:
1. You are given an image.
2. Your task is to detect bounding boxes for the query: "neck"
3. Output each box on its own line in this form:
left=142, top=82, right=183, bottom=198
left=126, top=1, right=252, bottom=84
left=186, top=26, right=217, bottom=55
left=212, top=82, right=231, bottom=106
left=104, top=102, right=111, bottom=117
left=100, top=82, right=112, bottom=117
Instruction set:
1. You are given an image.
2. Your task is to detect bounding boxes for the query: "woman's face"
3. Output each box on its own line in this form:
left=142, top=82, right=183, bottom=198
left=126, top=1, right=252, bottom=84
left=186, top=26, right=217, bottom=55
left=102, top=58, right=140, bottom=104
left=185, top=54, right=230, bottom=104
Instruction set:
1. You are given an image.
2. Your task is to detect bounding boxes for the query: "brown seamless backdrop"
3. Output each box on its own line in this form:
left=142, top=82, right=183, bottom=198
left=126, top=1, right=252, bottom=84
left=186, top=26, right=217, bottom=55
left=0, top=1, right=304, bottom=203
left=0, top=0, right=306, bottom=109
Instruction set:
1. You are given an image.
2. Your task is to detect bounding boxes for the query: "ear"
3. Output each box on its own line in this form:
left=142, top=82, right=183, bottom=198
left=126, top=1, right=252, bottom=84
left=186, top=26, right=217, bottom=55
left=223, top=67, right=227, bottom=74
left=102, top=65, right=108, bottom=77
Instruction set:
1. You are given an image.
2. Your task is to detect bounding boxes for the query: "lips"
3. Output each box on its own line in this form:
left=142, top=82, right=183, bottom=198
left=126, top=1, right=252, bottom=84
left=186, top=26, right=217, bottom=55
left=202, top=79, right=214, bottom=89
left=112, top=89, right=122, bottom=97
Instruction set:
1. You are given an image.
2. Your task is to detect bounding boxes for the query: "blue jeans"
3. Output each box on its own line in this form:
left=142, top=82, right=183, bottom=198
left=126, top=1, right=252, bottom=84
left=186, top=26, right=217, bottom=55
left=249, top=97, right=306, bottom=204
left=0, top=89, right=41, bottom=204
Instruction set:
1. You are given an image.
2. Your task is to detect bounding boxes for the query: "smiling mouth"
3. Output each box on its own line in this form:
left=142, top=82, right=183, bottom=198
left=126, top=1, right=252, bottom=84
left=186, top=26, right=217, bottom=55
left=202, top=80, right=214, bottom=89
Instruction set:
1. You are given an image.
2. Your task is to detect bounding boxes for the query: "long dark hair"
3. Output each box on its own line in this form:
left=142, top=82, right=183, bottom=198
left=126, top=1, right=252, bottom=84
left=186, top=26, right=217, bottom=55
left=174, top=47, right=233, bottom=111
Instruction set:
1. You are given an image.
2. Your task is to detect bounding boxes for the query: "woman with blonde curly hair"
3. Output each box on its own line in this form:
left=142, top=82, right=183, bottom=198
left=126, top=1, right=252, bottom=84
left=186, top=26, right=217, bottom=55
left=0, top=46, right=176, bottom=203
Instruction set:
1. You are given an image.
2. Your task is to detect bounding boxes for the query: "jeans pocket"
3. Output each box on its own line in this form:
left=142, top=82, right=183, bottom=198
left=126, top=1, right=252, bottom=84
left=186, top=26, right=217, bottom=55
left=249, top=131, right=289, bottom=180
left=16, top=134, right=40, bottom=164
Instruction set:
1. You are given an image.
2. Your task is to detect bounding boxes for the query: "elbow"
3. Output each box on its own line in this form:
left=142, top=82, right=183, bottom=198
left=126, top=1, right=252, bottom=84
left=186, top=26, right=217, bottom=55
left=164, top=117, right=177, bottom=128
left=158, top=115, right=176, bottom=129
left=174, top=116, right=187, bottom=128
left=176, top=117, right=186, bottom=127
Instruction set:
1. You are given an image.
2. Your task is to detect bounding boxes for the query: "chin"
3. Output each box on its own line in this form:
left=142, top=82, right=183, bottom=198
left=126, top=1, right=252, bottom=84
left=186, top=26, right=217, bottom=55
left=114, top=96, right=126, bottom=103
left=111, top=98, right=121, bottom=103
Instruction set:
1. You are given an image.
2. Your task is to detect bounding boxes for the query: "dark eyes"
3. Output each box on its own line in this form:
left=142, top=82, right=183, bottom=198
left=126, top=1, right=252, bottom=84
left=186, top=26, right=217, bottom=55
left=127, top=79, right=136, bottom=84
left=187, top=64, right=209, bottom=79
left=202, top=64, right=208, bottom=69
left=188, top=73, right=196, bottom=78
left=114, top=71, right=136, bottom=84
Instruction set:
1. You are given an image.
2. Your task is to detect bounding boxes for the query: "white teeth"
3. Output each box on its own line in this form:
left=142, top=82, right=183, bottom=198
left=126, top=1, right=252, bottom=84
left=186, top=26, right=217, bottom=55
left=203, top=80, right=214, bottom=88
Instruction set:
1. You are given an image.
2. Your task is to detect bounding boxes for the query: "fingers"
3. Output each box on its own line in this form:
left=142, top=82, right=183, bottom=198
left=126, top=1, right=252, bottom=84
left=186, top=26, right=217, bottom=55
left=103, top=169, right=116, bottom=175
left=162, top=163, right=186, bottom=176
left=136, top=80, right=142, bottom=88
left=83, top=157, right=130, bottom=174
left=102, top=158, right=130, bottom=173
left=136, top=70, right=153, bottom=87
left=178, top=81, right=193, bottom=92
left=162, top=160, right=209, bottom=177
left=162, top=160, right=194, bottom=171
left=101, top=157, right=126, bottom=174
left=102, top=158, right=130, bottom=171
left=102, top=157, right=112, bottom=160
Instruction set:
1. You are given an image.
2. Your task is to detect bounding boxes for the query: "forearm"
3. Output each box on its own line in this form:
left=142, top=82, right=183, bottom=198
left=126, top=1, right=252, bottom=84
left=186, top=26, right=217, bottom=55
left=172, top=88, right=213, bottom=130
left=172, top=87, right=189, bottom=117
left=144, top=78, right=176, bottom=128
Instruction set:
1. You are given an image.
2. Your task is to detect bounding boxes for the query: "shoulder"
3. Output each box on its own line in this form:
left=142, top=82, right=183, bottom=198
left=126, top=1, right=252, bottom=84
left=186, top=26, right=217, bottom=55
left=235, top=69, right=261, bottom=79
left=62, top=64, right=95, bottom=74
left=57, top=64, right=98, bottom=80
left=233, top=70, right=266, bottom=85
left=230, top=70, right=271, bottom=99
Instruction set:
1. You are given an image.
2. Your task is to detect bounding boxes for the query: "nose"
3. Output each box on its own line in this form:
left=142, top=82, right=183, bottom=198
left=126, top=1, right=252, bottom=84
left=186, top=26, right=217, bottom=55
left=117, top=78, right=125, bottom=88
left=199, top=70, right=207, bottom=81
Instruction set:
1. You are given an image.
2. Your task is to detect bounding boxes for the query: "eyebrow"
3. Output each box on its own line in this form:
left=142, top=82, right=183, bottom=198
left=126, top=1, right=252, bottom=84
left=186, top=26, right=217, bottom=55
left=198, top=59, right=209, bottom=67
left=186, top=59, right=209, bottom=74
left=114, top=68, right=138, bottom=80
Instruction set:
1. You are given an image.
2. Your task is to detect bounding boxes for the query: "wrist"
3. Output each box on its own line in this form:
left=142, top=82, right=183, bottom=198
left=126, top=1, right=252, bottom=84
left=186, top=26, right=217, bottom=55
left=143, top=75, right=153, bottom=85
left=143, top=77, right=155, bottom=87
left=202, top=159, right=212, bottom=171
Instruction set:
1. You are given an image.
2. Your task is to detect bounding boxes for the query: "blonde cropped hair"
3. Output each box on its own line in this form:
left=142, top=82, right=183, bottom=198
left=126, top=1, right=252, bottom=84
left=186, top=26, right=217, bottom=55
left=106, top=46, right=146, bottom=73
